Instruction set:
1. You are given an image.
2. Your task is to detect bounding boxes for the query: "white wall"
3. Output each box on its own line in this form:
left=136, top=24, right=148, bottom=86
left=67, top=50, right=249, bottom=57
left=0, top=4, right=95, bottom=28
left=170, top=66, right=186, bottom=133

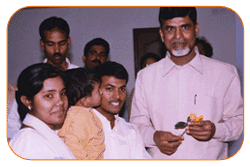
left=8, top=7, right=238, bottom=91
left=8, top=7, right=243, bottom=157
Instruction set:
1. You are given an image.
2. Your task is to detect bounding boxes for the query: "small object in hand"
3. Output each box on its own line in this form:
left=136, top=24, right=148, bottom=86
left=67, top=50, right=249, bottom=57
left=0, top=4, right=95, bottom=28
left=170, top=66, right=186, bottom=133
left=175, top=122, right=187, bottom=129
left=189, top=113, right=203, bottom=121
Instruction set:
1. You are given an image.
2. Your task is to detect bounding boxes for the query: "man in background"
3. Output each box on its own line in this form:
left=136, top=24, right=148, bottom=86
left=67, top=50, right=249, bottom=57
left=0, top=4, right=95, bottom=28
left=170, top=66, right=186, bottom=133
left=196, top=37, right=213, bottom=58
left=82, top=38, right=109, bottom=69
left=8, top=16, right=79, bottom=140
left=40, top=16, right=79, bottom=71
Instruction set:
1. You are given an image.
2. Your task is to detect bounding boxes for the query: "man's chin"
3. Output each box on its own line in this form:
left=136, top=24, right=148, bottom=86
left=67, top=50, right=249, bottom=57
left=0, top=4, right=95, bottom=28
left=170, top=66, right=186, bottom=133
left=91, top=62, right=101, bottom=69
left=172, top=47, right=191, bottom=57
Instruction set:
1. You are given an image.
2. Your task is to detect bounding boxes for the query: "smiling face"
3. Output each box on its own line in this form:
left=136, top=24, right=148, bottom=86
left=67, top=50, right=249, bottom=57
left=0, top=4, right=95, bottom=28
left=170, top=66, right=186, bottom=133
left=40, top=28, right=71, bottom=67
left=28, top=76, right=68, bottom=129
left=96, top=76, right=126, bottom=120
left=159, top=15, right=199, bottom=58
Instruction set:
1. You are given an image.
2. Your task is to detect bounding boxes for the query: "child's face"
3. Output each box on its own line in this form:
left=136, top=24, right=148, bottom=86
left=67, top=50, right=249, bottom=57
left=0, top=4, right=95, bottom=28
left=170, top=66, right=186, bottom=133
left=84, top=82, right=102, bottom=108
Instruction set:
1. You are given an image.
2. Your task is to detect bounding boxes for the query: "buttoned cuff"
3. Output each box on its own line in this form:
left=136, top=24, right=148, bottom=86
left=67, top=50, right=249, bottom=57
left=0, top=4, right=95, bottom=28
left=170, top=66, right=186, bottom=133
left=145, top=128, right=157, bottom=147
left=213, top=123, right=225, bottom=141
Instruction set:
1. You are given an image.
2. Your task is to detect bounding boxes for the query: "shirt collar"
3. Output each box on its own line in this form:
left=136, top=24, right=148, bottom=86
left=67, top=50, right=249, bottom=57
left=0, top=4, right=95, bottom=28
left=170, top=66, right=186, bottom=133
left=43, top=57, right=71, bottom=65
left=23, top=113, right=57, bottom=138
left=92, top=108, right=120, bottom=127
left=162, top=46, right=203, bottom=77
left=189, top=47, right=203, bottom=74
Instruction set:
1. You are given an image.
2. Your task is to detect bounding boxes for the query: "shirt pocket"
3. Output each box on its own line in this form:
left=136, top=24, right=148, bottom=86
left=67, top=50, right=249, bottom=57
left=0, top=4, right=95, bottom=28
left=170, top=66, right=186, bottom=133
left=193, top=95, right=223, bottom=123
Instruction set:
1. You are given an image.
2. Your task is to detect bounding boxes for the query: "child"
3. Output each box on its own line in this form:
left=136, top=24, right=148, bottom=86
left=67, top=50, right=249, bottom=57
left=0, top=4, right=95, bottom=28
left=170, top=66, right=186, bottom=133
left=58, top=68, right=105, bottom=159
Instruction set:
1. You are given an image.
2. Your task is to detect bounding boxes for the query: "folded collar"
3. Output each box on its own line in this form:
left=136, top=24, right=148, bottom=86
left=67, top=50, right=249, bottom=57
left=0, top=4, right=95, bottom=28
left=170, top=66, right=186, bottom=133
left=162, top=47, right=203, bottom=77
left=43, top=57, right=71, bottom=65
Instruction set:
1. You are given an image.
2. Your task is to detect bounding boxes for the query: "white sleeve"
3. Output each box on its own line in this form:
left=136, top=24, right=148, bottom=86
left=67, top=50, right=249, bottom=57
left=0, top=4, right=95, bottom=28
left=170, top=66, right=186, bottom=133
left=10, top=130, right=54, bottom=159
left=130, top=72, right=156, bottom=147
left=130, top=125, right=152, bottom=159
left=213, top=67, right=243, bottom=142
left=8, top=99, right=21, bottom=140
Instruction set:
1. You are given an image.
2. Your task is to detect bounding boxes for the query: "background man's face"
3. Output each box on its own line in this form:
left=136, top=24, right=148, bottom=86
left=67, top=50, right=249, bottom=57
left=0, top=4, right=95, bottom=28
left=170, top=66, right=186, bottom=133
left=159, top=15, right=199, bottom=57
left=83, top=45, right=107, bottom=69
left=97, top=76, right=126, bottom=118
left=40, top=28, right=71, bottom=66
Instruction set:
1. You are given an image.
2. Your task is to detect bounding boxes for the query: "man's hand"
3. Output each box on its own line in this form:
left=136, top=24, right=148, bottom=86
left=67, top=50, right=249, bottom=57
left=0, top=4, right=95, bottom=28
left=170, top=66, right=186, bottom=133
left=186, top=120, right=216, bottom=141
left=153, top=131, right=184, bottom=156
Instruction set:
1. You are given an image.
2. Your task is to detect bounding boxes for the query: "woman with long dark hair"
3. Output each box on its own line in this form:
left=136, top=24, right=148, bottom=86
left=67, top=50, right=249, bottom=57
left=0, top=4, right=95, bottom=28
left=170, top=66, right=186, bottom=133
left=9, top=63, right=75, bottom=159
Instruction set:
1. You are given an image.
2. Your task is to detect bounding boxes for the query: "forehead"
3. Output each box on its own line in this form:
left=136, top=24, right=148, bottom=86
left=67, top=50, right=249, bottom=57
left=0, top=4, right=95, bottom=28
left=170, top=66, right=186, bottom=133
left=43, top=28, right=68, bottom=41
left=162, top=15, right=194, bottom=27
left=101, top=76, right=126, bottom=87
left=40, top=76, right=65, bottom=91
left=89, top=45, right=106, bottom=52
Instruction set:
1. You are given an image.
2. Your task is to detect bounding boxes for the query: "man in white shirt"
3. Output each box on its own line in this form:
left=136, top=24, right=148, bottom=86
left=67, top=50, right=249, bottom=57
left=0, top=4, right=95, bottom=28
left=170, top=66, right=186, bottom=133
left=39, top=16, right=78, bottom=71
left=8, top=16, right=79, bottom=140
left=93, top=61, right=151, bottom=159
left=130, top=7, right=243, bottom=159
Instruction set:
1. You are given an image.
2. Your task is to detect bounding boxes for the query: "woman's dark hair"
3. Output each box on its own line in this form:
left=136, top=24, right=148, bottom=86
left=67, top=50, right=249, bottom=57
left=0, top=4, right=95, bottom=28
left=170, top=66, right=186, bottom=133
left=159, top=7, right=197, bottom=27
left=93, top=61, right=129, bottom=84
left=16, top=63, right=66, bottom=121
left=65, top=68, right=100, bottom=106
left=140, top=52, right=161, bottom=69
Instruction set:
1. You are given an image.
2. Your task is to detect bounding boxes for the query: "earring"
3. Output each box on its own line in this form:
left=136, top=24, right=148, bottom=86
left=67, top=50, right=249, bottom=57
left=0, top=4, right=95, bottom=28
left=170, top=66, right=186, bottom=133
left=28, top=106, right=31, bottom=110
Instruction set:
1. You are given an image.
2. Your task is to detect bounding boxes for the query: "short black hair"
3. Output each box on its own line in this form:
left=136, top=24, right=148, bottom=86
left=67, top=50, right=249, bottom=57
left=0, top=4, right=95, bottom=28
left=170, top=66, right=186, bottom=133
left=94, top=61, right=128, bottom=84
left=84, top=38, right=110, bottom=58
left=16, top=63, right=66, bottom=121
left=65, top=68, right=100, bottom=106
left=159, top=7, right=197, bottom=27
left=140, top=52, right=161, bottom=69
left=39, top=16, right=70, bottom=41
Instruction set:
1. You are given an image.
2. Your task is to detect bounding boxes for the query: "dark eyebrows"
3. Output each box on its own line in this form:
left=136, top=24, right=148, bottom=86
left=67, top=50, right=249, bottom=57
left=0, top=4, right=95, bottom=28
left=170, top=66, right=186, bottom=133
left=90, top=50, right=97, bottom=53
left=181, top=23, right=191, bottom=28
left=42, top=87, right=66, bottom=94
left=120, top=85, right=126, bottom=88
left=44, top=39, right=68, bottom=44
left=104, top=84, right=126, bottom=89
left=105, top=84, right=115, bottom=87
left=164, top=25, right=174, bottom=29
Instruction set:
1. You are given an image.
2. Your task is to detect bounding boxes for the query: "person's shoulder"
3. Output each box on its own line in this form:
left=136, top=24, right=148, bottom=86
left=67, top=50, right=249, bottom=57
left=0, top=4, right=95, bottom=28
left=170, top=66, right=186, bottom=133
left=10, top=128, right=44, bottom=149
left=117, top=117, right=139, bottom=132
left=138, top=58, right=165, bottom=78
left=69, top=64, right=79, bottom=69
left=201, top=55, right=238, bottom=76
left=65, top=106, right=94, bottom=120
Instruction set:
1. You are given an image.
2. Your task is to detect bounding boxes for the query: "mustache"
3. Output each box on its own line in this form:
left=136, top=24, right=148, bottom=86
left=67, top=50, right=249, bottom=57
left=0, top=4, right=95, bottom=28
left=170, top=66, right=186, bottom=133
left=53, top=53, right=63, bottom=57
left=92, top=59, right=102, bottom=64
left=170, top=39, right=187, bottom=44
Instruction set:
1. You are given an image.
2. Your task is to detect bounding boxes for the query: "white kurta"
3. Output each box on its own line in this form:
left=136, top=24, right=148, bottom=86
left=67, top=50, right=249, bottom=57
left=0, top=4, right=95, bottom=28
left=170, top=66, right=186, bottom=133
left=130, top=48, right=243, bottom=159
left=9, top=114, right=75, bottom=159
left=92, top=109, right=152, bottom=159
